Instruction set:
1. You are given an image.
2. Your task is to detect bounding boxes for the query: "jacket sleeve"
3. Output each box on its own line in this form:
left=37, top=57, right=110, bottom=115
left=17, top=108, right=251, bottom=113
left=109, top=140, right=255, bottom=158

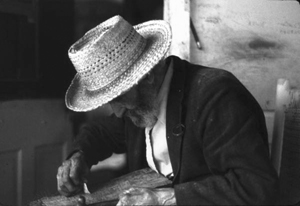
left=174, top=70, right=279, bottom=205
left=72, top=114, right=127, bottom=167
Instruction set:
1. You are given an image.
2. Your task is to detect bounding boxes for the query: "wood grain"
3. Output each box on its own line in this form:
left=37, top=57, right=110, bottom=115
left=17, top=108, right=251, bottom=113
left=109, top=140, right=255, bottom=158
left=29, top=168, right=172, bottom=206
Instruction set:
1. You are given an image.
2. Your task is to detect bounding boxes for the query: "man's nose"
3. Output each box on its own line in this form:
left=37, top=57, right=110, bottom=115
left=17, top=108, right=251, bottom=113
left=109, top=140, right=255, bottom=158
left=110, top=103, right=126, bottom=118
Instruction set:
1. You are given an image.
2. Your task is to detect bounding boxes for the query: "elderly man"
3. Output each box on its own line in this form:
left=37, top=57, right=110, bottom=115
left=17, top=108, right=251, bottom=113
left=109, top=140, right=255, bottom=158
left=57, top=15, right=279, bottom=205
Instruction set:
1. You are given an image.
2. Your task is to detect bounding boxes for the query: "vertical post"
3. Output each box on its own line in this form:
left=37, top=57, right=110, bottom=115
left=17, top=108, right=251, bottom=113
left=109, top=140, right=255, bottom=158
left=163, top=0, right=190, bottom=61
left=271, top=79, right=291, bottom=175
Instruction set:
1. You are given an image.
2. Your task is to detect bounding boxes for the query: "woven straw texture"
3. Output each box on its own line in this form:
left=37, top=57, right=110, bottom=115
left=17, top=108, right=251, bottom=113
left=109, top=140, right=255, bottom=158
left=65, top=15, right=172, bottom=112
left=279, top=106, right=300, bottom=205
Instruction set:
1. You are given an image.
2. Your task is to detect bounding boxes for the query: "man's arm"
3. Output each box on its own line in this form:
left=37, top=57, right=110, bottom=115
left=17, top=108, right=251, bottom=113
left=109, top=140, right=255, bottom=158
left=72, top=114, right=127, bottom=167
left=57, top=114, right=127, bottom=196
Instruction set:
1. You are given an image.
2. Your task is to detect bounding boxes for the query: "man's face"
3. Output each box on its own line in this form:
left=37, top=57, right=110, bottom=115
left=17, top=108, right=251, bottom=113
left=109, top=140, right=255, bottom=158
left=109, top=79, right=159, bottom=128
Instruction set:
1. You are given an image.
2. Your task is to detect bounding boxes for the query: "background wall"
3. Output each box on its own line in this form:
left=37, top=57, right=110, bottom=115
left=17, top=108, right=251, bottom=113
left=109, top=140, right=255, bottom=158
left=165, top=0, right=300, bottom=150
left=0, top=0, right=163, bottom=205
left=190, top=0, right=300, bottom=112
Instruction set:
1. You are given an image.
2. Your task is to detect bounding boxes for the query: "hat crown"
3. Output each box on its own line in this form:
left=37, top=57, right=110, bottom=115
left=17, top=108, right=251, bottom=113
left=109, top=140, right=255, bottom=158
left=68, top=15, right=146, bottom=91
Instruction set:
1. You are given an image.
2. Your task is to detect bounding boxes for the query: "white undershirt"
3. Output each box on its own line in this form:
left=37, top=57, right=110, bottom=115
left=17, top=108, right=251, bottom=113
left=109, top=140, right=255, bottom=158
left=145, top=60, right=174, bottom=178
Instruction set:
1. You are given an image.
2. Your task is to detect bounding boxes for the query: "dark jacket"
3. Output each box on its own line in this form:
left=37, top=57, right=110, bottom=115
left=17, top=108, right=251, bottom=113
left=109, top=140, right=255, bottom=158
left=73, top=56, right=279, bottom=205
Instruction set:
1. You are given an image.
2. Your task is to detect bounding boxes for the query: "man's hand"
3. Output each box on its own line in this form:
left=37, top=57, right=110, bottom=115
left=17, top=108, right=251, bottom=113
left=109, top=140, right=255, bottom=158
left=117, top=187, right=176, bottom=205
left=57, top=151, right=90, bottom=196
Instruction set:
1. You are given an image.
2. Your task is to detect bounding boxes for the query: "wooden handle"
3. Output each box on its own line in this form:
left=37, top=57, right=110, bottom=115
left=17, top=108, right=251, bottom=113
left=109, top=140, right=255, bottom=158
left=29, top=168, right=172, bottom=206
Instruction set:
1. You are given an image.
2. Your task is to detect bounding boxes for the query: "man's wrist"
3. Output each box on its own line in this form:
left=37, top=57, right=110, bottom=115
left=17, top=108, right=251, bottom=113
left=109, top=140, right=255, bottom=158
left=72, top=150, right=85, bottom=158
left=66, top=149, right=85, bottom=160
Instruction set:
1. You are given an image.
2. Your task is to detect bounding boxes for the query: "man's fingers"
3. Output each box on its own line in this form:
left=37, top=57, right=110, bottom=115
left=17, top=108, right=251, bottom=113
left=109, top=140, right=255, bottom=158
left=69, top=158, right=81, bottom=185
left=58, top=184, right=72, bottom=196
left=58, top=184, right=83, bottom=197
left=70, top=152, right=89, bottom=185
left=57, top=166, right=72, bottom=196
left=57, top=160, right=80, bottom=196
left=61, top=161, right=78, bottom=192
left=57, top=152, right=89, bottom=197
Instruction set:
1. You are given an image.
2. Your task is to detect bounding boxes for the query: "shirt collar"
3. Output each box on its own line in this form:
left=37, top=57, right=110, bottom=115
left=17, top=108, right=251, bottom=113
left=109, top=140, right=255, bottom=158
left=155, top=59, right=174, bottom=125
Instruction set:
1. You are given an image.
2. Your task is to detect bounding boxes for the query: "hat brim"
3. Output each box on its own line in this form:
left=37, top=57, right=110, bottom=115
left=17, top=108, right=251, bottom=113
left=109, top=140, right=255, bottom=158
left=65, top=20, right=172, bottom=112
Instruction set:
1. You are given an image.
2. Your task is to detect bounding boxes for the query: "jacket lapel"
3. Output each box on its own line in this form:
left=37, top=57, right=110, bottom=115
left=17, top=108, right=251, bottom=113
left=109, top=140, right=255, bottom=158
left=165, top=56, right=186, bottom=184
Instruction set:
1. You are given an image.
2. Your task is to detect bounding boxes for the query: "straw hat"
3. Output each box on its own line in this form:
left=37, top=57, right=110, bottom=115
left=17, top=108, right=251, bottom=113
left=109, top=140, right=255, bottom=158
left=65, top=15, right=172, bottom=112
